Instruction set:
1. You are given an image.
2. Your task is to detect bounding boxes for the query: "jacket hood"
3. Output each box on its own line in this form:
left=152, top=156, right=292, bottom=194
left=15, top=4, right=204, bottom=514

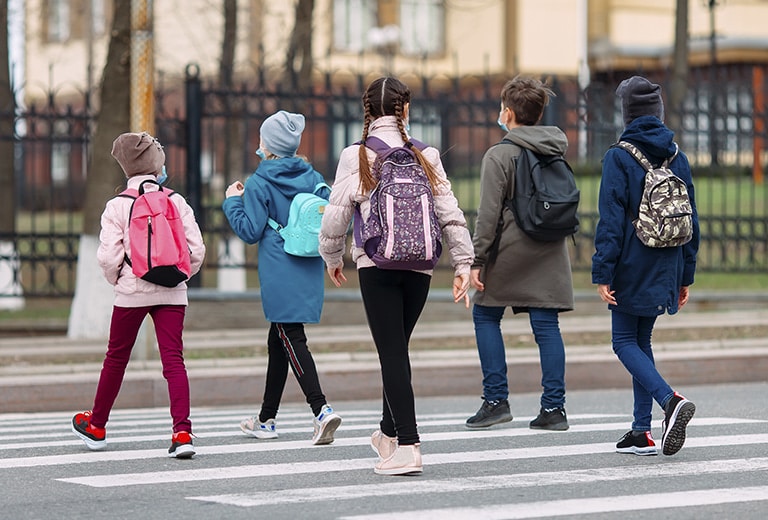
left=619, top=116, right=677, bottom=162
left=254, top=157, right=321, bottom=197
left=502, top=126, right=568, bottom=156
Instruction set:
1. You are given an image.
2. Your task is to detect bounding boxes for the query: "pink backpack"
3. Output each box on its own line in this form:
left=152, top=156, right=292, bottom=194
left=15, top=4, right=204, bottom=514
left=119, top=180, right=191, bottom=287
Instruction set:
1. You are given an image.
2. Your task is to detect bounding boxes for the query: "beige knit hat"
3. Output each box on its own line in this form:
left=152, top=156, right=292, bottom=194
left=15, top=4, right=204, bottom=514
left=111, top=132, right=165, bottom=176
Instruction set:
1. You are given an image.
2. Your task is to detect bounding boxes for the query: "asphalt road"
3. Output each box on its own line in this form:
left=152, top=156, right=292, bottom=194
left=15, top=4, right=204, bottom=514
left=2, top=382, right=768, bottom=519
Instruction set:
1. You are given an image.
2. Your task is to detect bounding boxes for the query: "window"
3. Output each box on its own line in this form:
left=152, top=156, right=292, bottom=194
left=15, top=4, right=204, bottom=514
left=46, top=0, right=71, bottom=43
left=399, top=0, right=444, bottom=56
left=333, top=0, right=376, bottom=52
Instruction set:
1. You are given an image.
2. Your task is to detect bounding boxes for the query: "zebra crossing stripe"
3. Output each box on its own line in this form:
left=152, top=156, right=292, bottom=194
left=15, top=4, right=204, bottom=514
left=0, top=416, right=759, bottom=454
left=188, top=456, right=768, bottom=507
left=57, top=433, right=768, bottom=488
left=336, top=485, right=768, bottom=520
left=0, top=417, right=759, bottom=467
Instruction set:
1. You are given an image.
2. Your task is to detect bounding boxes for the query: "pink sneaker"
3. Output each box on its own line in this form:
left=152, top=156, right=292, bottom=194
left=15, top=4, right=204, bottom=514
left=374, top=443, right=422, bottom=476
left=370, top=430, right=397, bottom=460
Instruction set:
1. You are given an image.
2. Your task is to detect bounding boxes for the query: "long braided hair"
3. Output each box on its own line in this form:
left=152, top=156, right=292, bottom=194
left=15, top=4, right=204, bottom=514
left=358, top=77, right=443, bottom=195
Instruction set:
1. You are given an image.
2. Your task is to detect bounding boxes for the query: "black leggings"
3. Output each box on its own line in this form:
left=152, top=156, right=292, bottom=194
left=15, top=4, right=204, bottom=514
left=358, top=267, right=431, bottom=445
left=259, top=322, right=327, bottom=421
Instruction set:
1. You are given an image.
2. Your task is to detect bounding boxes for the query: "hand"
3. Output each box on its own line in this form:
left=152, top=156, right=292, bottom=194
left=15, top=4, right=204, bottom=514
left=470, top=268, right=484, bottom=291
left=597, top=284, right=616, bottom=305
left=326, top=265, right=347, bottom=287
left=678, top=286, right=689, bottom=308
left=225, top=181, right=244, bottom=198
left=453, top=273, right=471, bottom=308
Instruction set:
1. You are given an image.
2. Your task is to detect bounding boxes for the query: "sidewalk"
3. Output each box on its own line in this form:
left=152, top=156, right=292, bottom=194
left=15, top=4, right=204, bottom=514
left=1, top=290, right=767, bottom=413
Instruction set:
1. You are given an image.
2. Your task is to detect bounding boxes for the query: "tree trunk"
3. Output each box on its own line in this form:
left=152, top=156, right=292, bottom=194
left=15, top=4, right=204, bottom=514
left=68, top=0, right=132, bottom=338
left=284, top=0, right=315, bottom=109
left=0, top=0, right=23, bottom=310
left=668, top=0, right=689, bottom=142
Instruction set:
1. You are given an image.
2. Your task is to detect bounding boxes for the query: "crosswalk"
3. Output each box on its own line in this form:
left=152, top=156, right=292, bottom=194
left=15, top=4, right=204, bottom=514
left=2, top=402, right=768, bottom=518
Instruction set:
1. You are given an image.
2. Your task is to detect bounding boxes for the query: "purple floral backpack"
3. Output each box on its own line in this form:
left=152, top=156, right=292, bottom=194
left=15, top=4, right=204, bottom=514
left=353, top=136, right=442, bottom=270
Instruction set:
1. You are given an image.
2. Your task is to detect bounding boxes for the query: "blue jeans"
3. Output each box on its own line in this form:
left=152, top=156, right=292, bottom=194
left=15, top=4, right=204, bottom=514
left=611, top=310, right=675, bottom=431
left=473, top=305, right=566, bottom=409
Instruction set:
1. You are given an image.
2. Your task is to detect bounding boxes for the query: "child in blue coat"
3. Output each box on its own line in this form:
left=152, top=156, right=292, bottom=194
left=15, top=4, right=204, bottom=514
left=592, top=76, right=700, bottom=457
left=223, top=110, right=341, bottom=445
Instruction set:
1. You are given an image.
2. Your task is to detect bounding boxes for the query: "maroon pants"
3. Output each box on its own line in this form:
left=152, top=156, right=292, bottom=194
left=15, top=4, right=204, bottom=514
left=90, top=305, right=192, bottom=433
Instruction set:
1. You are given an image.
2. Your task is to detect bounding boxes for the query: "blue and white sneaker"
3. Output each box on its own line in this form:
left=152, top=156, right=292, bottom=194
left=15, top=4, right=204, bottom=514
left=312, top=405, right=342, bottom=445
left=240, top=416, right=278, bottom=439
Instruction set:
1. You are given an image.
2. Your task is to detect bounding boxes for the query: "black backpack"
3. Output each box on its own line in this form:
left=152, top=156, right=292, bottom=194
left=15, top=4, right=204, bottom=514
left=501, top=140, right=580, bottom=241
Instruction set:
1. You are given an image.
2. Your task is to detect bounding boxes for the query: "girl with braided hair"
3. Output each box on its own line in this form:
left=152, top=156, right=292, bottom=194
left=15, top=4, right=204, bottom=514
left=319, top=76, right=474, bottom=475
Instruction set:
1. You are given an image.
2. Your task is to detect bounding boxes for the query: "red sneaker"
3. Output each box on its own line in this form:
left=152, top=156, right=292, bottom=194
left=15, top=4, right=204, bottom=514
left=71, top=411, right=107, bottom=451
left=168, top=431, right=195, bottom=459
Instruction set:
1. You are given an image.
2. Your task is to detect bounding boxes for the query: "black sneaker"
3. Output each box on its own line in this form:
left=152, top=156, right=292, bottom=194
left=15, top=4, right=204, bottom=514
left=616, top=430, right=658, bottom=456
left=661, top=392, right=696, bottom=456
left=465, top=399, right=513, bottom=429
left=529, top=407, right=569, bottom=431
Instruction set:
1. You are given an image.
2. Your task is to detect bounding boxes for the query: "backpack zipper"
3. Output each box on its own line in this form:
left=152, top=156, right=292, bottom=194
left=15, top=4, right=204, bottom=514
left=147, top=216, right=153, bottom=269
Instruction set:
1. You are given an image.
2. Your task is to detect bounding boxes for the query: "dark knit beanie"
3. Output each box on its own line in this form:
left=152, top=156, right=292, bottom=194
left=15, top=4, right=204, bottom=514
left=111, top=132, right=165, bottom=176
left=616, top=76, right=665, bottom=125
left=260, top=111, right=305, bottom=158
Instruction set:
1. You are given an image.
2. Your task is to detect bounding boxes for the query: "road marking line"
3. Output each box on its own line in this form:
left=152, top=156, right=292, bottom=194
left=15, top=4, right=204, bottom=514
left=0, top=417, right=753, bottom=459
left=56, top=433, right=768, bottom=488
left=188, top=456, right=768, bottom=507
left=337, top=485, right=768, bottom=520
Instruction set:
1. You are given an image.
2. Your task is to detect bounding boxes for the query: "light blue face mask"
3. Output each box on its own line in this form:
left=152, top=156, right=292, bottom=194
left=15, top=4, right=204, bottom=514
left=156, top=165, right=168, bottom=185
left=255, top=148, right=266, bottom=160
left=497, top=112, right=509, bottom=132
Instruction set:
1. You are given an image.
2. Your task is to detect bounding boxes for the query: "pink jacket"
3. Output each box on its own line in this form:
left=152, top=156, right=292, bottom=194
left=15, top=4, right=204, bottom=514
left=319, top=116, right=474, bottom=277
left=97, top=174, right=206, bottom=307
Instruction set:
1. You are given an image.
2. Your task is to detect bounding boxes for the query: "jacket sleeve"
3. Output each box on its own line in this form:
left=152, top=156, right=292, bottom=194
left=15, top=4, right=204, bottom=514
left=96, top=200, right=126, bottom=286
left=424, top=147, right=474, bottom=276
left=591, top=149, right=629, bottom=285
left=222, top=176, right=269, bottom=245
left=318, top=147, right=358, bottom=269
left=175, top=195, right=206, bottom=277
left=472, top=148, right=510, bottom=269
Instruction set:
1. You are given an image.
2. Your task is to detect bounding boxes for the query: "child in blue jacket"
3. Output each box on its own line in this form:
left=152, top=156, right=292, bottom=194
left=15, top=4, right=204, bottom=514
left=592, top=76, right=700, bottom=457
left=223, top=110, right=341, bottom=445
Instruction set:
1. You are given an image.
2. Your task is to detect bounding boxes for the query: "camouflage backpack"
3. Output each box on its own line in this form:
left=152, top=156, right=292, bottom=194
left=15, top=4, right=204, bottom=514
left=615, top=141, right=693, bottom=248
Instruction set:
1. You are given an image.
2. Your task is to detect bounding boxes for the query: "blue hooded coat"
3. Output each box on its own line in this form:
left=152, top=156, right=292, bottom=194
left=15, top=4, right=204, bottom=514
left=591, top=116, right=700, bottom=317
left=223, top=157, right=330, bottom=323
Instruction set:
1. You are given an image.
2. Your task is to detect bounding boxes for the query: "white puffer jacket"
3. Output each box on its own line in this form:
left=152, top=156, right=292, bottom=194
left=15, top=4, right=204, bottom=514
left=319, top=116, right=474, bottom=277
left=96, top=174, right=206, bottom=307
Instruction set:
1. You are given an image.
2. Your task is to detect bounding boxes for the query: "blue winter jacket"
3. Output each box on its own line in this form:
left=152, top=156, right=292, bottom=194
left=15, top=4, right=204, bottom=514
left=222, top=157, right=330, bottom=323
left=591, top=116, right=700, bottom=317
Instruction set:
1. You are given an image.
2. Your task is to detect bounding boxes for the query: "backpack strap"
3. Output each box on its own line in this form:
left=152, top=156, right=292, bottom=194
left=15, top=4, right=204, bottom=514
left=614, top=141, right=654, bottom=172
left=359, top=136, right=429, bottom=155
left=615, top=141, right=680, bottom=172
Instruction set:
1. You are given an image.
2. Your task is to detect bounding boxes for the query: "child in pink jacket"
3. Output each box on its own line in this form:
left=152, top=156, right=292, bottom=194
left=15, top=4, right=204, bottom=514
left=71, top=132, right=206, bottom=458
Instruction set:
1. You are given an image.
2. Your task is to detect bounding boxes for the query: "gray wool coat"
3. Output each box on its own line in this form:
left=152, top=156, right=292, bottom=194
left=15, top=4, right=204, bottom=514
left=472, top=125, right=574, bottom=311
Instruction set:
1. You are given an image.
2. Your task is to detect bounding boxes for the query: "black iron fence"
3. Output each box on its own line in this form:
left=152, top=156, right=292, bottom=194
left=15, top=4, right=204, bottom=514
left=2, top=63, right=767, bottom=297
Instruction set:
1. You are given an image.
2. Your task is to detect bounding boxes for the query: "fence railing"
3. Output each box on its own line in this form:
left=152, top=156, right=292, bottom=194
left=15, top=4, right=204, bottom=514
left=2, top=63, right=766, bottom=297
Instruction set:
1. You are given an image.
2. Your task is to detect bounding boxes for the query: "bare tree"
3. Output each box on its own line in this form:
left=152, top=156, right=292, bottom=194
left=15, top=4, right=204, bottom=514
left=668, top=0, right=689, bottom=142
left=284, top=0, right=315, bottom=99
left=0, top=0, right=14, bottom=239
left=0, top=0, right=23, bottom=309
left=68, top=0, right=132, bottom=338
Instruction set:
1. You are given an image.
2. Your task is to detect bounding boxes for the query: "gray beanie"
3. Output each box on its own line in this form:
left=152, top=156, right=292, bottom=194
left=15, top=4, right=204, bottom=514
left=111, top=132, right=165, bottom=176
left=616, top=76, right=665, bottom=125
left=260, top=110, right=305, bottom=157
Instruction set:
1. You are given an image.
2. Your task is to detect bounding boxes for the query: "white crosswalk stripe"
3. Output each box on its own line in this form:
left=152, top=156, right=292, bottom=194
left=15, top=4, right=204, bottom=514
left=2, top=403, right=768, bottom=518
